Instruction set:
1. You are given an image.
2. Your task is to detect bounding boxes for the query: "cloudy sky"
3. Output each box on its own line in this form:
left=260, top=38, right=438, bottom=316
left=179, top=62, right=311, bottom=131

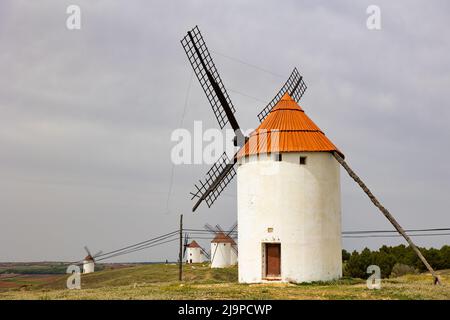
left=0, top=0, right=449, bottom=262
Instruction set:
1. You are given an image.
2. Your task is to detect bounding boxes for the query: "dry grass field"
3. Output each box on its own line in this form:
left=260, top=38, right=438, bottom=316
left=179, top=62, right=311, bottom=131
left=0, top=264, right=449, bottom=300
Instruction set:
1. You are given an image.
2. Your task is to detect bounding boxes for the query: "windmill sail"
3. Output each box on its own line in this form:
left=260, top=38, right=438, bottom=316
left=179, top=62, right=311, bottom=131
left=257, top=67, right=307, bottom=122
left=215, top=224, right=225, bottom=233
left=182, top=233, right=190, bottom=259
left=181, top=26, right=251, bottom=211
left=204, top=223, right=217, bottom=234
left=84, top=246, right=91, bottom=257
left=181, top=26, right=244, bottom=143
left=190, top=152, right=237, bottom=211
left=83, top=246, right=102, bottom=262
left=226, top=222, right=237, bottom=236
left=199, top=246, right=210, bottom=260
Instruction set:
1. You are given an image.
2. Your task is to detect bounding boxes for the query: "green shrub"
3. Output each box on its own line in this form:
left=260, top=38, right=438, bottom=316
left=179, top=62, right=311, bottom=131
left=390, top=263, right=419, bottom=278
left=343, top=245, right=450, bottom=279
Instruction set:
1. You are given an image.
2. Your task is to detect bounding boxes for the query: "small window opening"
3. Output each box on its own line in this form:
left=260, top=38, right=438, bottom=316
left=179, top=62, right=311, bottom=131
left=275, top=153, right=282, bottom=162
left=300, top=156, right=307, bottom=165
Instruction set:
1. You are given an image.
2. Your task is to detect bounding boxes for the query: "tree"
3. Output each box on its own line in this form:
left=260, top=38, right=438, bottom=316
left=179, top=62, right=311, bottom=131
left=342, top=245, right=449, bottom=279
left=342, top=249, right=351, bottom=262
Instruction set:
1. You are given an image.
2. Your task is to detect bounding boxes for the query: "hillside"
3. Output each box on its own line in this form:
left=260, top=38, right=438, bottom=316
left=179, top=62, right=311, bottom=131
left=0, top=263, right=449, bottom=300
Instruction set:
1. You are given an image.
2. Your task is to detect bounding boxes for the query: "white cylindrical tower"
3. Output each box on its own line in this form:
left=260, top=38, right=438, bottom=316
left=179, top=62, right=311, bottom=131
left=83, top=255, right=95, bottom=274
left=186, top=241, right=203, bottom=263
left=236, top=93, right=343, bottom=283
left=210, top=232, right=234, bottom=268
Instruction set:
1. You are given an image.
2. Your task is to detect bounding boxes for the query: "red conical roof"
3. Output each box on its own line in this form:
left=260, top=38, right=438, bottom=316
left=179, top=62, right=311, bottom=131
left=237, top=93, right=343, bottom=158
left=211, top=231, right=236, bottom=245
left=187, top=240, right=201, bottom=248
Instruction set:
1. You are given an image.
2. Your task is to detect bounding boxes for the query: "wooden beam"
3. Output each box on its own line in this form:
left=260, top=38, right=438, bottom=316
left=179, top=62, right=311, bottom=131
left=332, top=152, right=440, bottom=285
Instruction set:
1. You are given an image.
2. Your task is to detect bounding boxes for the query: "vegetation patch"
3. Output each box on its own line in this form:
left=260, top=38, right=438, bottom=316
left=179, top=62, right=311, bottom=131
left=0, top=264, right=448, bottom=300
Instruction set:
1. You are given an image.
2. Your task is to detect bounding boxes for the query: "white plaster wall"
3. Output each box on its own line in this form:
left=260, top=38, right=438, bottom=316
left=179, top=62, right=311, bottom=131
left=186, top=247, right=202, bottom=263
left=83, top=261, right=95, bottom=274
left=210, top=242, right=231, bottom=268
left=237, top=152, right=342, bottom=283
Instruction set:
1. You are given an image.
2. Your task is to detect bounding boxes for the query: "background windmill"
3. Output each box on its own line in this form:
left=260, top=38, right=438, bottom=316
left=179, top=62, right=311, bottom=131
left=181, top=26, right=440, bottom=284
left=183, top=232, right=210, bottom=264
left=215, top=223, right=238, bottom=265
left=82, top=246, right=102, bottom=274
left=204, top=223, right=237, bottom=268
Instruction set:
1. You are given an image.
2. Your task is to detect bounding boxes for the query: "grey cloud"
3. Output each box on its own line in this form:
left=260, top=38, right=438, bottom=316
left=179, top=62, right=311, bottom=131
left=0, top=0, right=449, bottom=262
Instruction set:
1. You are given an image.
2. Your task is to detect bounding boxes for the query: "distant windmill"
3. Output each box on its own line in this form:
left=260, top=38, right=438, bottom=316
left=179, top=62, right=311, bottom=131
left=204, top=223, right=237, bottom=268
left=82, top=246, right=102, bottom=274
left=184, top=233, right=210, bottom=264
left=181, top=26, right=440, bottom=284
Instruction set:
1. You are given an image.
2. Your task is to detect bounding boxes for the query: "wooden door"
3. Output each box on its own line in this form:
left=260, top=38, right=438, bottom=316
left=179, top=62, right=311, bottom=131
left=265, top=243, right=281, bottom=277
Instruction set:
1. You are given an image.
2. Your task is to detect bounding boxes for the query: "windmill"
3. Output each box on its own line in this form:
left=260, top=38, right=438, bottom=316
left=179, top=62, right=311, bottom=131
left=217, top=223, right=238, bottom=266
left=204, top=223, right=237, bottom=268
left=184, top=233, right=210, bottom=264
left=182, top=26, right=306, bottom=212
left=82, top=246, right=102, bottom=274
left=181, top=26, right=439, bottom=284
